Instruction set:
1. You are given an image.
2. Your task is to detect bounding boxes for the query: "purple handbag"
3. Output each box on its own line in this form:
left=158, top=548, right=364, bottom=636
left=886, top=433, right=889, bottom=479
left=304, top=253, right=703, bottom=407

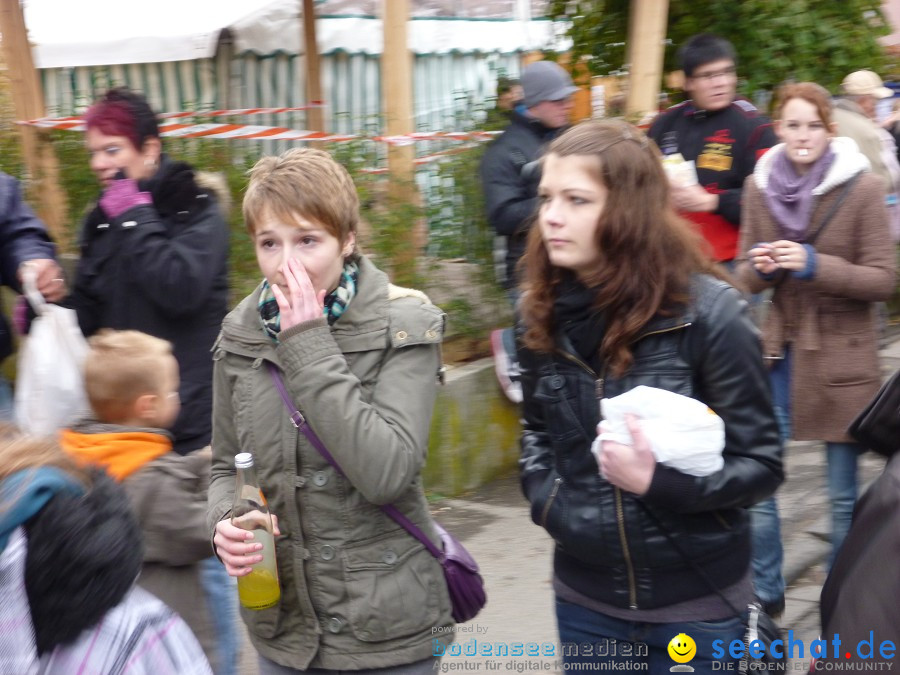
left=269, top=365, right=486, bottom=623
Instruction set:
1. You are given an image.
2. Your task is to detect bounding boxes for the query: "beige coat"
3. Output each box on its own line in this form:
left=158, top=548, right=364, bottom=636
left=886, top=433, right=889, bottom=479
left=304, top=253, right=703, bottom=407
left=737, top=139, right=897, bottom=441
left=833, top=99, right=891, bottom=193
left=207, top=256, right=454, bottom=671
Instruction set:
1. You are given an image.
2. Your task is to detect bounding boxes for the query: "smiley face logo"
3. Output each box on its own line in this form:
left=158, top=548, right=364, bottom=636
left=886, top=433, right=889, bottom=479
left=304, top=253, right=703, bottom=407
left=667, top=633, right=697, bottom=664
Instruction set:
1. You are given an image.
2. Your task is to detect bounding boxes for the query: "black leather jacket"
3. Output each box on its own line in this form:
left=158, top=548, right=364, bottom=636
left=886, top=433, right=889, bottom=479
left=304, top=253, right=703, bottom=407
left=518, top=275, right=783, bottom=610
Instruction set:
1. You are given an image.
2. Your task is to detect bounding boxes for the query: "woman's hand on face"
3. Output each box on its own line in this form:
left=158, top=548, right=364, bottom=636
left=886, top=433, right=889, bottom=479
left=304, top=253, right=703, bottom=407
left=272, top=258, right=327, bottom=332
left=597, top=415, right=656, bottom=496
left=769, top=240, right=808, bottom=272
left=748, top=243, right=779, bottom=275
left=214, top=515, right=281, bottom=577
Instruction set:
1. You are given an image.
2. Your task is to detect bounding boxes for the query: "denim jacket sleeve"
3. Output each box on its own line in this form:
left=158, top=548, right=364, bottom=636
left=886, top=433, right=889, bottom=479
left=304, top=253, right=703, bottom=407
left=0, top=172, right=55, bottom=290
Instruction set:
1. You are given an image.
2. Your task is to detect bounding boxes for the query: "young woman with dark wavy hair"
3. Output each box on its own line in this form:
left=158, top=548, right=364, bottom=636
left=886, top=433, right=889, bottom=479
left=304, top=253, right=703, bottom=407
left=517, top=119, right=783, bottom=670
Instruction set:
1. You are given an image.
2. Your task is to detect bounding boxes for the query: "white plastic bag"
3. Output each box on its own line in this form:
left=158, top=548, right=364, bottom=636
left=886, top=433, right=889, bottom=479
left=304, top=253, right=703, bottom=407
left=14, top=268, right=90, bottom=436
left=592, top=385, right=725, bottom=477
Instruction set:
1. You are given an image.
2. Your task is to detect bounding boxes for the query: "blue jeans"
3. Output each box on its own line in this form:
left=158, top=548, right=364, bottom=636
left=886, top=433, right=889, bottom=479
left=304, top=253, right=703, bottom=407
left=764, top=349, right=860, bottom=567
left=748, top=352, right=789, bottom=606
left=258, top=656, right=438, bottom=674
left=0, top=374, right=14, bottom=422
left=825, top=441, right=860, bottom=566
left=556, top=598, right=745, bottom=670
left=749, top=497, right=784, bottom=606
left=200, top=556, right=239, bottom=675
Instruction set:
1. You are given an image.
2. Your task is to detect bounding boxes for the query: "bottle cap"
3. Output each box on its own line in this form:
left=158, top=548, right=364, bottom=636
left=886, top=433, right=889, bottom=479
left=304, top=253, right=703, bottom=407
left=234, top=452, right=254, bottom=469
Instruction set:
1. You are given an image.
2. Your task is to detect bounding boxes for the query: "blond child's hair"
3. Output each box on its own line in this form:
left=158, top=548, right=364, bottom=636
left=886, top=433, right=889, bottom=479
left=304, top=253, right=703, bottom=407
left=0, top=423, right=90, bottom=484
left=242, top=148, right=359, bottom=254
left=83, top=330, right=174, bottom=424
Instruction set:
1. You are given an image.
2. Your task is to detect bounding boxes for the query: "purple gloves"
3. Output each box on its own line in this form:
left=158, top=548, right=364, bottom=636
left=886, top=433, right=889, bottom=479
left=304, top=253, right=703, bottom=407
left=99, top=178, right=153, bottom=220
left=13, top=294, right=29, bottom=335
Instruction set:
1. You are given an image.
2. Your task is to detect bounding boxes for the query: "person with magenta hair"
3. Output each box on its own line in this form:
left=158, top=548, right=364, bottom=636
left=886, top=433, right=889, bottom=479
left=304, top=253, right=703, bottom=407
left=64, top=87, right=236, bottom=674
left=736, top=82, right=897, bottom=570
left=69, top=87, right=229, bottom=457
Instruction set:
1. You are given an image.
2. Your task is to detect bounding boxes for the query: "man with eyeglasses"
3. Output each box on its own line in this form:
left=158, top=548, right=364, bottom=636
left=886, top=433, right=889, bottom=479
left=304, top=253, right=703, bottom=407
left=650, top=34, right=783, bottom=624
left=649, top=33, right=776, bottom=266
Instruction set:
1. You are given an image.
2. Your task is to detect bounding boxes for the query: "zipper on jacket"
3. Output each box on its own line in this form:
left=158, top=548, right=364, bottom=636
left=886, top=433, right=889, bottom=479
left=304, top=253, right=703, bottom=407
left=540, top=476, right=563, bottom=528
left=614, top=486, right=638, bottom=609
left=557, top=320, right=691, bottom=612
left=638, top=321, right=692, bottom=341
left=556, top=349, right=606, bottom=403
left=615, top=320, right=693, bottom=610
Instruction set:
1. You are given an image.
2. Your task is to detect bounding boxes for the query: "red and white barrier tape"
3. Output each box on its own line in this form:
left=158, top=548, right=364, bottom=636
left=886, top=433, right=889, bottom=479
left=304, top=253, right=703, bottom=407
left=18, top=117, right=500, bottom=145
left=18, top=118, right=358, bottom=142
left=373, top=131, right=500, bottom=145
left=360, top=143, right=482, bottom=173
left=20, top=103, right=327, bottom=126
left=158, top=122, right=357, bottom=142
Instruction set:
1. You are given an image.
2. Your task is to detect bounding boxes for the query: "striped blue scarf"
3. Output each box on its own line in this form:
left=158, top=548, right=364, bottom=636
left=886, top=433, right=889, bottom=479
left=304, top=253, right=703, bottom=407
left=258, top=260, right=359, bottom=343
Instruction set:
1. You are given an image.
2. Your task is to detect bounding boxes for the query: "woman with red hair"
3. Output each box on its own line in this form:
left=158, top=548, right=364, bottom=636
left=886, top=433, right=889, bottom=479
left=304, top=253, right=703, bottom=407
left=737, top=82, right=897, bottom=568
left=70, top=87, right=228, bottom=456
left=65, top=87, right=233, bottom=672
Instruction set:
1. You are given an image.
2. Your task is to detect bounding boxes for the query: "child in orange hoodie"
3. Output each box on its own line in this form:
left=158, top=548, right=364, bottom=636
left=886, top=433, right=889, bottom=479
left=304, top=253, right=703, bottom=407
left=60, top=329, right=216, bottom=669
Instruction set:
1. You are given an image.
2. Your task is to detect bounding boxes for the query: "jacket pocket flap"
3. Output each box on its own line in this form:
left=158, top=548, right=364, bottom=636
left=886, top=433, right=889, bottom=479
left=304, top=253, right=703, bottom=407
left=342, top=531, right=423, bottom=571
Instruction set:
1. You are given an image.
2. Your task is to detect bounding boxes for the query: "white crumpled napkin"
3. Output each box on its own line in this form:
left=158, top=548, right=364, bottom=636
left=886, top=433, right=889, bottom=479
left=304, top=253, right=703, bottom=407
left=591, top=385, right=725, bottom=477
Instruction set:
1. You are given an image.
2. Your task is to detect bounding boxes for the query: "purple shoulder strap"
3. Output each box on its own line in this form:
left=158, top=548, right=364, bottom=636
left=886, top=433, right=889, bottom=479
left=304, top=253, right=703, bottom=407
left=267, top=363, right=444, bottom=560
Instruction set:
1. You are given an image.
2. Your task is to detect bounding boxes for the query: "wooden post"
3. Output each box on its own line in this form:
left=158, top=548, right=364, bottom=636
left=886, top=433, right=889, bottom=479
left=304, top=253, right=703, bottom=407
left=625, top=0, right=670, bottom=122
left=0, top=0, right=70, bottom=249
left=381, top=0, right=420, bottom=280
left=301, top=0, right=324, bottom=132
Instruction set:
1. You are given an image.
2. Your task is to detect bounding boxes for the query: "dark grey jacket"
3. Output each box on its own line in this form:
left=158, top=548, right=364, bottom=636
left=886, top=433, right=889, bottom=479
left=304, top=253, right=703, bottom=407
left=480, top=111, right=562, bottom=288
left=819, top=451, right=900, bottom=665
left=518, top=276, right=783, bottom=611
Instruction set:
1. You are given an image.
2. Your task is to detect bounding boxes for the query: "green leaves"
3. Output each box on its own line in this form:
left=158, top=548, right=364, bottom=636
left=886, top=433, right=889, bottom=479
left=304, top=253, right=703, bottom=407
left=545, top=0, right=893, bottom=106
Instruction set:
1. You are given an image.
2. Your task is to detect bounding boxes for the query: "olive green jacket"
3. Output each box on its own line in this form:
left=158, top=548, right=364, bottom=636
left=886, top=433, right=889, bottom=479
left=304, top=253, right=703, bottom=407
left=207, top=256, right=454, bottom=670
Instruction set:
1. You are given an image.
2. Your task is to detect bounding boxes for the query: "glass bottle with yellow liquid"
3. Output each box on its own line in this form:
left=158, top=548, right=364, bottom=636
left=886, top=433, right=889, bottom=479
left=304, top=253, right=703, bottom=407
left=232, top=452, right=281, bottom=610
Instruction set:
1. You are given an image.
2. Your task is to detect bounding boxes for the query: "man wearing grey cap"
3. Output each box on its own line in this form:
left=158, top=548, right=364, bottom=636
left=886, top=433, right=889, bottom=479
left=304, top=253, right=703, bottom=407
left=834, top=69, right=900, bottom=200
left=481, top=60, right=577, bottom=295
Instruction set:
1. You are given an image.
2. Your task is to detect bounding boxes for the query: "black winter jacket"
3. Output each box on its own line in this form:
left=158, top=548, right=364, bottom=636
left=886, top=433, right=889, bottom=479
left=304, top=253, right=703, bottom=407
left=481, top=112, right=563, bottom=288
left=518, top=276, right=783, bottom=611
left=68, top=157, right=229, bottom=454
left=819, top=452, right=900, bottom=666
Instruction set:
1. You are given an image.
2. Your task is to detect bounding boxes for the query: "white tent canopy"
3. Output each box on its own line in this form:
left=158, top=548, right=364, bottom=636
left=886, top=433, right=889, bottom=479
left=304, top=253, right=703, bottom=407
left=25, top=0, right=278, bottom=67
left=25, top=0, right=562, bottom=68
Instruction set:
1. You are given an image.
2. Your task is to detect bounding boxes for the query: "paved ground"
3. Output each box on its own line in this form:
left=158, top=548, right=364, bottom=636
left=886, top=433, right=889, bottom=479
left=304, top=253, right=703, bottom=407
left=232, top=337, right=900, bottom=674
